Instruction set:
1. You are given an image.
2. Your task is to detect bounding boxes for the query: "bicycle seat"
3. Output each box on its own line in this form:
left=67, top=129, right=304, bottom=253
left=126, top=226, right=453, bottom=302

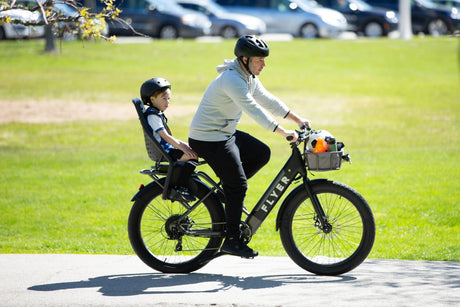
left=132, top=97, right=177, bottom=200
left=132, top=98, right=174, bottom=164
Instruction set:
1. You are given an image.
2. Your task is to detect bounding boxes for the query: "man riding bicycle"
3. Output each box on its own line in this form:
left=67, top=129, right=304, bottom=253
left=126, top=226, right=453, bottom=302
left=189, top=35, right=311, bottom=258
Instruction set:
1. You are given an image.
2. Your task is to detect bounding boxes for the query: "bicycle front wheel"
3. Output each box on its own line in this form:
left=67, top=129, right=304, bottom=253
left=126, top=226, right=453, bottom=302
left=128, top=179, right=225, bottom=273
left=279, top=180, right=375, bottom=275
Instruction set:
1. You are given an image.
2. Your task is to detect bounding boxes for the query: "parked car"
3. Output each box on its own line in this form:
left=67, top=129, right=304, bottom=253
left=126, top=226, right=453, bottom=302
left=51, top=2, right=83, bottom=40
left=308, top=0, right=398, bottom=36
left=362, top=0, right=460, bottom=35
left=98, top=0, right=211, bottom=39
left=0, top=0, right=44, bottom=39
left=176, top=0, right=266, bottom=38
left=213, top=0, right=348, bottom=38
left=51, top=3, right=109, bottom=40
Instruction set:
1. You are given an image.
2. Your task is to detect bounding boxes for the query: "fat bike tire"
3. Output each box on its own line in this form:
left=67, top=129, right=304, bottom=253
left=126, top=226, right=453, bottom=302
left=279, top=181, right=375, bottom=276
left=128, top=179, right=225, bottom=273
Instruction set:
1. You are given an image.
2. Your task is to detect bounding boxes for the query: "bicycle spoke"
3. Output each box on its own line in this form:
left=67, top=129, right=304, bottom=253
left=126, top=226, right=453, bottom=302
left=289, top=188, right=365, bottom=265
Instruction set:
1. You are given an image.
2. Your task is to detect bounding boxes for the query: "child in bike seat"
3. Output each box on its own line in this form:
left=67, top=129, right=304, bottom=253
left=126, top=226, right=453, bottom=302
left=140, top=77, right=198, bottom=202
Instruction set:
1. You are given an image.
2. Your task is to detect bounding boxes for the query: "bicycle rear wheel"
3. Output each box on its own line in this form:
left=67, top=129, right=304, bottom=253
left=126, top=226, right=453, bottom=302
left=128, top=179, right=225, bottom=273
left=279, top=180, right=375, bottom=275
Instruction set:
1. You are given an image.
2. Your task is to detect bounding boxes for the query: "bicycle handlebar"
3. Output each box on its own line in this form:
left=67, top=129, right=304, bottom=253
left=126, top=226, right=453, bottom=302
left=286, top=125, right=313, bottom=145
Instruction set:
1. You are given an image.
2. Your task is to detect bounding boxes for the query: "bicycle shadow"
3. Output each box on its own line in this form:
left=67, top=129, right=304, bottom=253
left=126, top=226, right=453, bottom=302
left=28, top=272, right=356, bottom=296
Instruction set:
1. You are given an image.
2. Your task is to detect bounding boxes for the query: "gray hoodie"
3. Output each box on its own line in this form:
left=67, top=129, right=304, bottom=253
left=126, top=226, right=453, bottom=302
left=189, top=58, right=290, bottom=142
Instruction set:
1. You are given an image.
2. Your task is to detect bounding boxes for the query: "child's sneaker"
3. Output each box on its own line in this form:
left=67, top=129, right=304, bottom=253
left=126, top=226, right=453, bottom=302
left=174, top=186, right=196, bottom=202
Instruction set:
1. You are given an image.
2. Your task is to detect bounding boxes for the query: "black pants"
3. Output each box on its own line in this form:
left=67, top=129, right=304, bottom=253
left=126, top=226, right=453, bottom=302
left=169, top=149, right=197, bottom=187
left=189, top=130, right=271, bottom=238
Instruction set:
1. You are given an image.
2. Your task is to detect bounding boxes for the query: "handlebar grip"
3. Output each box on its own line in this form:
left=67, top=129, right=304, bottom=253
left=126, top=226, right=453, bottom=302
left=286, top=136, right=294, bottom=141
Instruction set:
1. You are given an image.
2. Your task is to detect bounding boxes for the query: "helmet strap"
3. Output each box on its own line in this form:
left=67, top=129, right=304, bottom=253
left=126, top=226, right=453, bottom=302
left=238, top=57, right=255, bottom=78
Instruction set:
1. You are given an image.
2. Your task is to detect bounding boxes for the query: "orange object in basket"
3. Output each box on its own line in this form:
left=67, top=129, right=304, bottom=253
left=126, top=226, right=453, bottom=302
left=313, top=137, right=326, bottom=153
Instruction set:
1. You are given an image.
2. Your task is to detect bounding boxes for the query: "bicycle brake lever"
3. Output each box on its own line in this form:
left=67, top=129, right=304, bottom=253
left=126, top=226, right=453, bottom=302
left=300, top=124, right=310, bottom=131
left=342, top=153, right=352, bottom=164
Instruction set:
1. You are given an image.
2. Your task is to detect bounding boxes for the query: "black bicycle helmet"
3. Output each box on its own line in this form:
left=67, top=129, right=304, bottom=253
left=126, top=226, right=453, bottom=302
left=140, top=77, right=171, bottom=105
left=234, top=35, right=269, bottom=58
left=234, top=35, right=269, bottom=77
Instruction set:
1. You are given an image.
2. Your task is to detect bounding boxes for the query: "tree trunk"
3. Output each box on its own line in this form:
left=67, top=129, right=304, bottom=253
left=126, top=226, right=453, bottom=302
left=44, top=24, right=57, bottom=53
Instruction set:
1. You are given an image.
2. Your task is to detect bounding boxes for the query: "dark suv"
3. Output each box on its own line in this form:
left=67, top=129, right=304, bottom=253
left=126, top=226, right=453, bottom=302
left=99, top=0, right=211, bottom=38
left=311, top=0, right=399, bottom=37
left=363, top=0, right=460, bottom=35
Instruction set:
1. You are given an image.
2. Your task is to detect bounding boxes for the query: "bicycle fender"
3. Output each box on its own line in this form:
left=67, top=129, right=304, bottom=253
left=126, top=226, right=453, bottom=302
left=131, top=179, right=164, bottom=202
left=130, top=177, right=223, bottom=207
left=275, top=178, right=329, bottom=231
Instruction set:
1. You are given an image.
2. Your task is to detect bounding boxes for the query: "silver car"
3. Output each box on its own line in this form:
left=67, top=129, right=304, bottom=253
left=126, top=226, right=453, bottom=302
left=176, top=0, right=266, bottom=38
left=213, top=0, right=348, bottom=38
left=0, top=0, right=44, bottom=39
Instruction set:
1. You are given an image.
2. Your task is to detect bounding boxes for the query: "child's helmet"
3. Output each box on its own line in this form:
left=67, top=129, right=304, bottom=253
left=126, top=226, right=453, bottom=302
left=307, top=130, right=334, bottom=152
left=234, top=35, right=269, bottom=58
left=140, top=78, right=171, bottom=105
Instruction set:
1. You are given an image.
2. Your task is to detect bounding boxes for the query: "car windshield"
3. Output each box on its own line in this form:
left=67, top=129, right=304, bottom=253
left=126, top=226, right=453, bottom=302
left=295, top=0, right=318, bottom=10
left=53, top=3, right=79, bottom=17
left=146, top=0, right=184, bottom=13
left=416, top=0, right=438, bottom=8
left=301, top=0, right=372, bottom=10
left=201, top=1, right=228, bottom=16
left=348, top=0, right=373, bottom=10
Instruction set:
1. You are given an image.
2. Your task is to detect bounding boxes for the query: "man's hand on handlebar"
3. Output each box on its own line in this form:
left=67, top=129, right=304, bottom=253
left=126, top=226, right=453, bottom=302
left=299, top=119, right=311, bottom=130
left=275, top=126, right=298, bottom=142
left=285, top=130, right=299, bottom=142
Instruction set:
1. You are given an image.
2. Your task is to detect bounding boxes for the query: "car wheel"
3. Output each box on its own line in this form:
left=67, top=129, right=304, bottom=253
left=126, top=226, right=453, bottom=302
left=299, top=23, right=318, bottom=39
left=427, top=18, right=448, bottom=36
left=0, top=27, right=5, bottom=40
left=159, top=25, right=178, bottom=39
left=364, top=21, right=384, bottom=37
left=220, top=26, right=238, bottom=38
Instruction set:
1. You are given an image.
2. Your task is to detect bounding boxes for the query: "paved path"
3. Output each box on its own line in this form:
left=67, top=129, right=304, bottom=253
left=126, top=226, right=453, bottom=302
left=1, top=254, right=458, bottom=306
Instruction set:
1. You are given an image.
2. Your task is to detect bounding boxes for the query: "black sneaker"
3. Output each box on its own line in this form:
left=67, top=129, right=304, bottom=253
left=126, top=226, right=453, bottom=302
left=174, top=186, right=196, bottom=202
left=220, top=237, right=258, bottom=258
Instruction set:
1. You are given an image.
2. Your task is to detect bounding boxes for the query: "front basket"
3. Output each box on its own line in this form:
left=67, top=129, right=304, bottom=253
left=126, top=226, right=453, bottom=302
left=305, top=151, right=343, bottom=172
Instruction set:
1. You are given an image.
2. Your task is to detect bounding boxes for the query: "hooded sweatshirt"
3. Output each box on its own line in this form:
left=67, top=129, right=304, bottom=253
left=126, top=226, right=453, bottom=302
left=189, top=58, right=290, bottom=142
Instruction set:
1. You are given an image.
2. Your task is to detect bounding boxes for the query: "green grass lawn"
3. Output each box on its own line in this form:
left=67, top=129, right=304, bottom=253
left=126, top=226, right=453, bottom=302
left=0, top=37, right=458, bottom=261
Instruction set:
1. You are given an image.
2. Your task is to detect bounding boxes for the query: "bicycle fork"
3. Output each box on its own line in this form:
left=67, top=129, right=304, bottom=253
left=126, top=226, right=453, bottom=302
left=303, top=177, right=333, bottom=234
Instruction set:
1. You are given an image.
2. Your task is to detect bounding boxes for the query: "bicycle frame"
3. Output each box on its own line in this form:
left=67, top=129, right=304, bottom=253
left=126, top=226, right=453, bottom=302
left=245, top=142, right=306, bottom=235
left=134, top=129, right=332, bottom=240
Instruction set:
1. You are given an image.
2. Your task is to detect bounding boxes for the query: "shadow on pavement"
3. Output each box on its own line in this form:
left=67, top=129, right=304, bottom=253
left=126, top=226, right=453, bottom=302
left=28, top=272, right=356, bottom=296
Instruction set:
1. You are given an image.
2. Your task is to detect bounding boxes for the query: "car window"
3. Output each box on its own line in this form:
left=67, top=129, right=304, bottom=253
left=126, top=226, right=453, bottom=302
left=416, top=0, right=438, bottom=8
left=146, top=0, right=184, bottom=12
left=254, top=0, right=270, bottom=7
left=215, top=0, right=244, bottom=6
left=232, top=0, right=269, bottom=7
left=330, top=0, right=349, bottom=9
left=16, top=0, right=36, bottom=9
left=374, top=0, right=396, bottom=4
left=114, top=0, right=145, bottom=9
left=272, top=0, right=300, bottom=10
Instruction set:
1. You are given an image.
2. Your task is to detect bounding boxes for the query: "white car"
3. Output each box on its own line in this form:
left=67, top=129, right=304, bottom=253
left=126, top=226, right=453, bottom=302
left=214, top=0, right=348, bottom=38
left=0, top=1, right=44, bottom=39
left=176, top=0, right=266, bottom=38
